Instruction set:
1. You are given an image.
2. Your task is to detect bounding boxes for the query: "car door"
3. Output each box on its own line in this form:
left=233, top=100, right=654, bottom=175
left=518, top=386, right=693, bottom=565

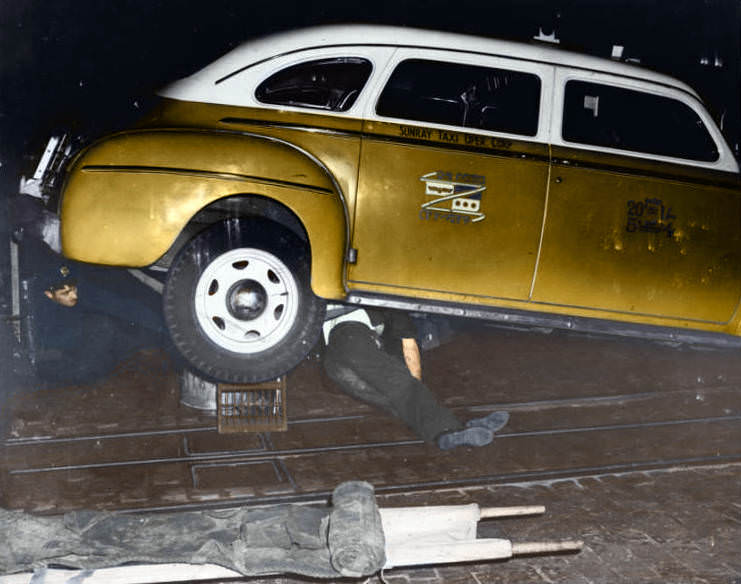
left=348, top=50, right=552, bottom=303
left=531, top=69, right=741, bottom=324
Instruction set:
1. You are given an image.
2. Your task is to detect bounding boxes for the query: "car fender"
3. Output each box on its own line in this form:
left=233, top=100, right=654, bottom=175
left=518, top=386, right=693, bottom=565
left=60, top=129, right=348, bottom=298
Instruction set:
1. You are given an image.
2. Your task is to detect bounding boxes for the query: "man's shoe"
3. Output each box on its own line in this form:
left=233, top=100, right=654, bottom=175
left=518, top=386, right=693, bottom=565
left=437, top=426, right=493, bottom=450
left=465, top=411, right=510, bottom=433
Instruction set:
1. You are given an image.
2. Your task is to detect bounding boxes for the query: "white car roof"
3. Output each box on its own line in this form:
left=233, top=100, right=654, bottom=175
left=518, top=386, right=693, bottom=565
left=164, top=24, right=699, bottom=99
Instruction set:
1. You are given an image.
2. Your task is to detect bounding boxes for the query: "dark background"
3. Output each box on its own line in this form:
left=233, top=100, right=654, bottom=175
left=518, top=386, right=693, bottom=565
left=1, top=0, right=740, bottom=314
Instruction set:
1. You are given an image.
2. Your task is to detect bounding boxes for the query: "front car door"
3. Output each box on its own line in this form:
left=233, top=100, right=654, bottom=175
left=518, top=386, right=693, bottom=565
left=531, top=68, right=741, bottom=327
left=349, top=50, right=553, bottom=304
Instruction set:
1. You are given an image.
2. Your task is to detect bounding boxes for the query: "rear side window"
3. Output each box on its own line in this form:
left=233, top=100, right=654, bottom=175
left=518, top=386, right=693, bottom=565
left=563, top=80, right=718, bottom=162
left=256, top=57, right=372, bottom=112
left=376, top=59, right=541, bottom=136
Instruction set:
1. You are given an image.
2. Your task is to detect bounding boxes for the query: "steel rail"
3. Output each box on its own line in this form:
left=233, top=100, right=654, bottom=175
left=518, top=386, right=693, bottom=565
left=118, top=455, right=741, bottom=514
left=8, top=414, right=740, bottom=475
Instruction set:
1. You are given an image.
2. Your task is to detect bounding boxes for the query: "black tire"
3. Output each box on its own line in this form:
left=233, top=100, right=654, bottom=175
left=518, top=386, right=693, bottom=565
left=163, top=218, right=326, bottom=383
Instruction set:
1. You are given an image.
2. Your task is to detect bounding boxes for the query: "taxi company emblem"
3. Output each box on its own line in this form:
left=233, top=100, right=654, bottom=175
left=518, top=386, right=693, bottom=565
left=419, top=171, right=486, bottom=224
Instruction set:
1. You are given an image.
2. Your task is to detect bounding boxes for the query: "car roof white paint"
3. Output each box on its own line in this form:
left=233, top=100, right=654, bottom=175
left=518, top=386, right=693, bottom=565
left=159, top=25, right=738, bottom=173
left=161, top=24, right=699, bottom=99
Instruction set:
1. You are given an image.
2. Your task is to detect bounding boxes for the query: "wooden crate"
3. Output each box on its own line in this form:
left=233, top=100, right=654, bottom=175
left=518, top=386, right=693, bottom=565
left=217, top=377, right=287, bottom=433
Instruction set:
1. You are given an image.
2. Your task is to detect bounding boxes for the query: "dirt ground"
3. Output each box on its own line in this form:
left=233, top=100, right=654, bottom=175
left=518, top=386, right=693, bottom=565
left=2, top=322, right=740, bottom=582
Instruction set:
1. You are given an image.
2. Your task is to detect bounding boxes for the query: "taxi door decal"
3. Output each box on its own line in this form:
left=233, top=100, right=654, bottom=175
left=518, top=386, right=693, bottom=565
left=419, top=170, right=486, bottom=224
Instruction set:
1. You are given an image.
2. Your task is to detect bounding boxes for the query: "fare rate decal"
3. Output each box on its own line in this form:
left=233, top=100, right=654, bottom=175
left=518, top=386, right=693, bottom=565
left=626, top=198, right=676, bottom=237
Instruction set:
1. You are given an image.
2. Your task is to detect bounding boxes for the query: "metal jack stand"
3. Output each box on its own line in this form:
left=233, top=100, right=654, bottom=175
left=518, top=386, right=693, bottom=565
left=178, top=371, right=287, bottom=433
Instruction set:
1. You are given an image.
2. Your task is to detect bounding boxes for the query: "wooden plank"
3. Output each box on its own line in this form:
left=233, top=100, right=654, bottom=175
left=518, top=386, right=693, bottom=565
left=0, top=564, right=242, bottom=584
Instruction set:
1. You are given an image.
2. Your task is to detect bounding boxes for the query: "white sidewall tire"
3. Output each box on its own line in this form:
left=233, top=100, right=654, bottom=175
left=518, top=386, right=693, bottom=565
left=164, top=219, right=326, bottom=383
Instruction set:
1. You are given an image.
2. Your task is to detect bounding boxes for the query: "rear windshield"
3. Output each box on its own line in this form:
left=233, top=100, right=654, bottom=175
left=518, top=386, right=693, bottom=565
left=256, top=57, right=372, bottom=112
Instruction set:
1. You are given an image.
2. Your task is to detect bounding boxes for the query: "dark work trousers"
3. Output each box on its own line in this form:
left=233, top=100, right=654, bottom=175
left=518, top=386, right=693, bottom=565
left=323, top=322, right=463, bottom=443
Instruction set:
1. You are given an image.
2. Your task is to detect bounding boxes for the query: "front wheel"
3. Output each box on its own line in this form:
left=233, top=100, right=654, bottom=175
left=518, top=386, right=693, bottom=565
left=164, top=219, right=326, bottom=383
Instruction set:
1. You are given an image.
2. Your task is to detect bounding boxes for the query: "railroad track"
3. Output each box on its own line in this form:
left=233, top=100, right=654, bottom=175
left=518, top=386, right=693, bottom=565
left=4, top=384, right=740, bottom=514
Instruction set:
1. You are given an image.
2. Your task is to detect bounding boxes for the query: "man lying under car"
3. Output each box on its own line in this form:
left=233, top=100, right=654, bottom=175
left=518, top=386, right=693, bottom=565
left=35, top=261, right=168, bottom=386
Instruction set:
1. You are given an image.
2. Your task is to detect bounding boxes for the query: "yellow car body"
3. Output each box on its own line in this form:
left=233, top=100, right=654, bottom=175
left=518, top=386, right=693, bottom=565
left=57, top=26, right=741, bottom=379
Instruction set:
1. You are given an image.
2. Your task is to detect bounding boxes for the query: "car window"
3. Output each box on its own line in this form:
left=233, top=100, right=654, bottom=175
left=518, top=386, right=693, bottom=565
left=255, top=57, right=372, bottom=112
left=376, top=59, right=541, bottom=136
left=562, top=80, right=719, bottom=162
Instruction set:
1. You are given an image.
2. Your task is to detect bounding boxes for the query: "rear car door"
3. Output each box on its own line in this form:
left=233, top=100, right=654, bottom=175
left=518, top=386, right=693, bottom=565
left=531, top=69, right=741, bottom=325
left=349, top=50, right=553, bottom=303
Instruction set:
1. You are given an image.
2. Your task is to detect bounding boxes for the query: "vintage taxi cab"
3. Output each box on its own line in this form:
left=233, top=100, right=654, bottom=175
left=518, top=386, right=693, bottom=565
left=56, top=25, right=741, bottom=382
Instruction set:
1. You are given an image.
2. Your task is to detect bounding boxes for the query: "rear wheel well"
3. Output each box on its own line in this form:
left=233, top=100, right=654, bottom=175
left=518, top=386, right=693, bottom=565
left=156, top=195, right=308, bottom=269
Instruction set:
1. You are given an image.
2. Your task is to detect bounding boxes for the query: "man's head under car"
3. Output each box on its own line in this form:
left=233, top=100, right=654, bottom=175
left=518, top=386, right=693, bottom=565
left=45, top=281, right=78, bottom=307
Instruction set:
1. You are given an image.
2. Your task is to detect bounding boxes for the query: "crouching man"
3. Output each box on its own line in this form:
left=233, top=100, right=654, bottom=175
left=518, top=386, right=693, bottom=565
left=35, top=264, right=165, bottom=386
left=322, top=306, right=508, bottom=450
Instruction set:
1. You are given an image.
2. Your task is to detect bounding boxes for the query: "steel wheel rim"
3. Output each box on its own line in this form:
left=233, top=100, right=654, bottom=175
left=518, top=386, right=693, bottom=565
left=194, top=248, right=299, bottom=354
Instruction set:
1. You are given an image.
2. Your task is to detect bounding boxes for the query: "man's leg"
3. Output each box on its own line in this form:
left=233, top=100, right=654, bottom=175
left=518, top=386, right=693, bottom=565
left=323, top=359, right=394, bottom=411
left=324, top=323, right=463, bottom=443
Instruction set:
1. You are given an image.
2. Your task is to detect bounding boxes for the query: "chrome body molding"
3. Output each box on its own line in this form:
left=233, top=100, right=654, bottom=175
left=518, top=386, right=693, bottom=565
left=346, top=292, right=741, bottom=349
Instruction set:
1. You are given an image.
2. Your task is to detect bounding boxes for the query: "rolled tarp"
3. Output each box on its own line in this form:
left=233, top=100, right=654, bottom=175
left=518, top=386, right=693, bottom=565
left=0, top=481, right=385, bottom=580
left=327, top=481, right=386, bottom=577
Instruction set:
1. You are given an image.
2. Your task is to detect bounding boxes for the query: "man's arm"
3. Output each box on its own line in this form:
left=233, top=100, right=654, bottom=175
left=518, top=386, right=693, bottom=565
left=401, top=337, right=422, bottom=380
